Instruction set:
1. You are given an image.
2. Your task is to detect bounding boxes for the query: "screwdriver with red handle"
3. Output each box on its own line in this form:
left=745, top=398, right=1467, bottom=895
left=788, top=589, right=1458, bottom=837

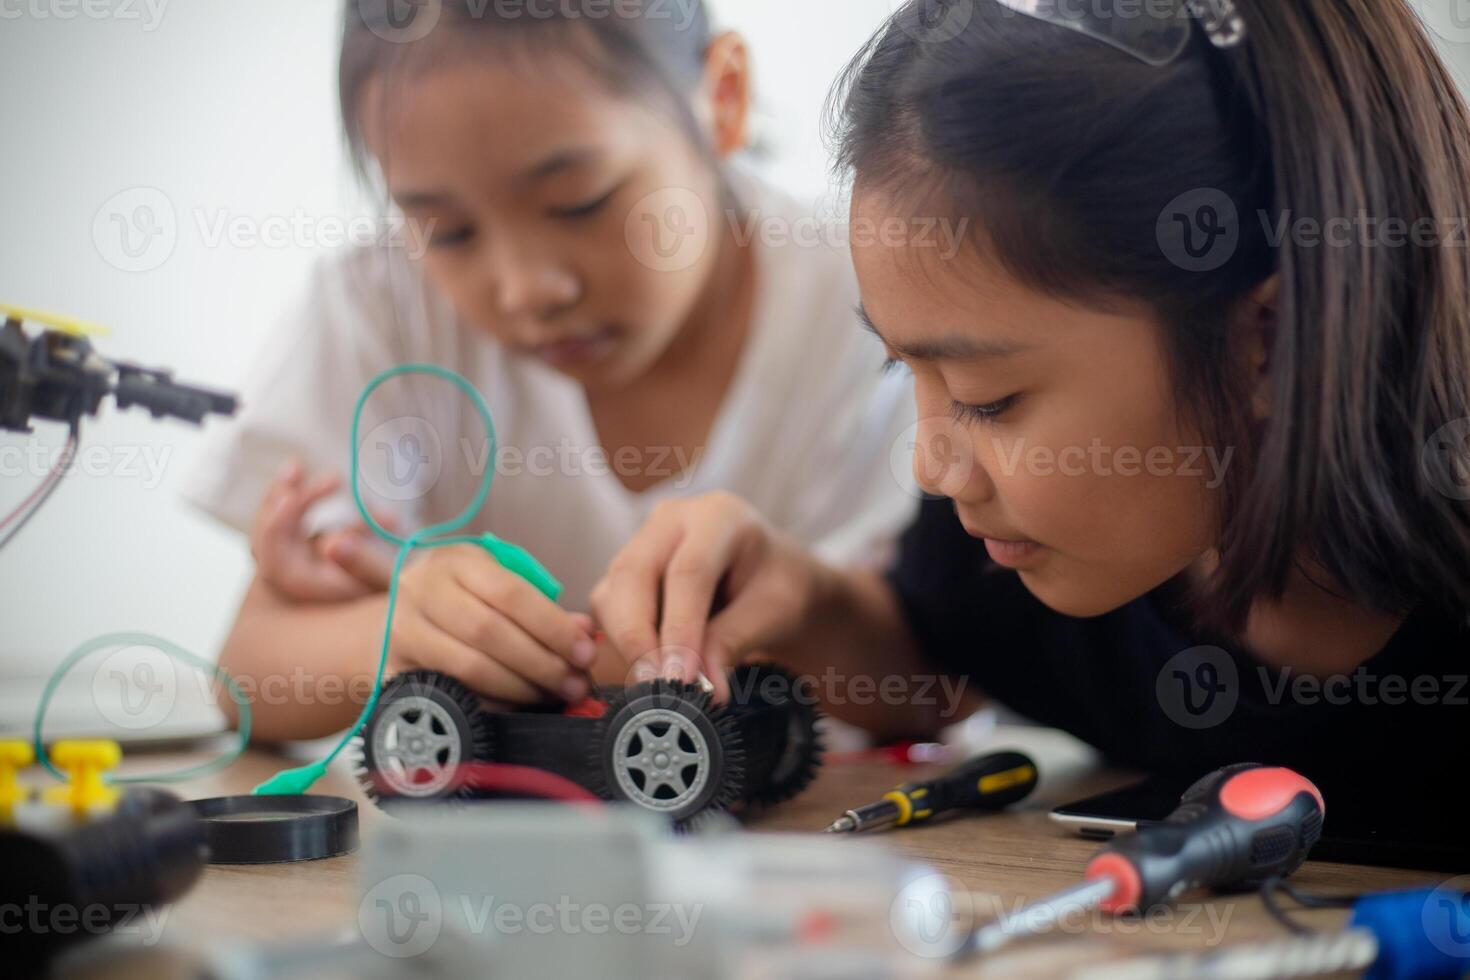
left=958, top=763, right=1326, bottom=960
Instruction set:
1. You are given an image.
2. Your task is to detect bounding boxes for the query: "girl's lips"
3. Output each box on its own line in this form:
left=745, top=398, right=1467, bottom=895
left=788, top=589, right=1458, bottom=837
left=983, top=537, right=1042, bottom=569
left=533, top=329, right=620, bottom=368
left=957, top=511, right=1042, bottom=568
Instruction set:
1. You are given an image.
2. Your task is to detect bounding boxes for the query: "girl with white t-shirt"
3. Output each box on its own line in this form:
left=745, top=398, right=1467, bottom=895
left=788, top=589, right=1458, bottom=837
left=188, top=1, right=915, bottom=739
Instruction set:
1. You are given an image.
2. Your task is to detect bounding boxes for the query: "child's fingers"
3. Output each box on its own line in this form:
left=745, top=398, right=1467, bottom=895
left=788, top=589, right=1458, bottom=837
left=589, top=517, right=684, bottom=674
left=369, top=508, right=402, bottom=534
left=347, top=506, right=402, bottom=538
left=283, top=562, right=377, bottom=603
left=254, top=494, right=293, bottom=545
left=252, top=497, right=302, bottom=569
left=258, top=470, right=341, bottom=543
left=407, top=624, right=547, bottom=704
left=321, top=532, right=395, bottom=591
left=699, top=583, right=782, bottom=699
left=255, top=459, right=303, bottom=529
left=451, top=551, right=596, bottom=670
left=283, top=472, right=342, bottom=525
left=419, top=585, right=588, bottom=701
left=656, top=518, right=745, bottom=683
left=569, top=613, right=616, bottom=676
left=698, top=642, right=733, bottom=703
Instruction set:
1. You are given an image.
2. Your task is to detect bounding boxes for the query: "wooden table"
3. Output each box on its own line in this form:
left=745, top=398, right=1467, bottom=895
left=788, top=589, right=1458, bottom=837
left=41, top=738, right=1454, bottom=979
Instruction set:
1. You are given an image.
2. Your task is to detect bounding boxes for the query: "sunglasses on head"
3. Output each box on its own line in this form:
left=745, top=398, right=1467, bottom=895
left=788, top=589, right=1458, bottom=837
left=991, top=0, right=1246, bottom=66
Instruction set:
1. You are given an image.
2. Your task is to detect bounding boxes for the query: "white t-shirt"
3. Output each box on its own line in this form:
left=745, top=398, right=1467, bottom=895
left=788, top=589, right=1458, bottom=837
left=184, top=173, right=919, bottom=611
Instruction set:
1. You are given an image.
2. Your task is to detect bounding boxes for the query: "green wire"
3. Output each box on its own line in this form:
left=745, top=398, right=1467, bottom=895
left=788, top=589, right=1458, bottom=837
left=252, top=366, right=498, bottom=786
left=252, top=363, right=562, bottom=795
left=32, top=632, right=252, bottom=784
left=29, top=364, right=557, bottom=796
left=348, top=364, right=499, bottom=551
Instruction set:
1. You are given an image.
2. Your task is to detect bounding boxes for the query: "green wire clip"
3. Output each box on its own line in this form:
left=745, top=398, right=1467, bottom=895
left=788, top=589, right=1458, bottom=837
left=480, top=533, right=563, bottom=603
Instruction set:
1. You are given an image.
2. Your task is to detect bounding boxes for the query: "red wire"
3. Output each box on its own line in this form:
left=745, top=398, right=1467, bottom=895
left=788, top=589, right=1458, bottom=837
left=365, top=761, right=603, bottom=804
left=0, top=429, right=76, bottom=530
left=455, top=762, right=602, bottom=803
left=825, top=741, right=952, bottom=767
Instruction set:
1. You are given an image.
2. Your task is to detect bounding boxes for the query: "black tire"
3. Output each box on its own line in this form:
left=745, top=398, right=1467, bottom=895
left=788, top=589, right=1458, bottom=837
left=591, top=680, right=745, bottom=826
left=727, top=663, right=824, bottom=807
left=355, top=669, right=494, bottom=804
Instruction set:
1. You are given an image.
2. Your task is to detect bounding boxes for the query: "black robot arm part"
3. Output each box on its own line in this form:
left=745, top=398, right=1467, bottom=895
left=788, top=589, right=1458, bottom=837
left=0, top=318, right=237, bottom=433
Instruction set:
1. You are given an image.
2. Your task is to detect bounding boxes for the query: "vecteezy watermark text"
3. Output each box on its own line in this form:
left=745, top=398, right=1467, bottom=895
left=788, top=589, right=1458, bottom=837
left=1159, top=188, right=1470, bottom=272
left=0, top=899, right=171, bottom=946
left=990, top=437, right=1234, bottom=488
left=360, top=0, right=705, bottom=45
left=358, top=874, right=704, bottom=959
left=890, top=872, right=1236, bottom=960
left=92, top=186, right=440, bottom=273
left=356, top=420, right=709, bottom=503
left=0, top=442, right=172, bottom=489
left=624, top=186, right=974, bottom=274
left=0, top=0, right=168, bottom=29
left=727, top=210, right=971, bottom=261
left=1158, top=645, right=1468, bottom=729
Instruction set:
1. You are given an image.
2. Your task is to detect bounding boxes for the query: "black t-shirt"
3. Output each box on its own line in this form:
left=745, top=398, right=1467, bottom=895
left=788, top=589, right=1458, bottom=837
left=887, top=497, right=1468, bottom=828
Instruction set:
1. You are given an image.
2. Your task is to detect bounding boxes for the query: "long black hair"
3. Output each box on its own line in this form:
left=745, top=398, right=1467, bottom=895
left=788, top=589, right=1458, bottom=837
left=833, top=0, right=1470, bottom=629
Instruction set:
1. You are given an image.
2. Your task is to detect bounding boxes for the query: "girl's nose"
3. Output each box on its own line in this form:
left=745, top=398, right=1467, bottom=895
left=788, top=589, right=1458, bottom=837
left=492, top=254, right=581, bottom=321
left=911, top=414, right=989, bottom=502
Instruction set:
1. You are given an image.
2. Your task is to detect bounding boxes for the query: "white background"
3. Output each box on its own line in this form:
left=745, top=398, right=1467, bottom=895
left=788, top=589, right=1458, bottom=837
left=2, top=0, right=1469, bottom=674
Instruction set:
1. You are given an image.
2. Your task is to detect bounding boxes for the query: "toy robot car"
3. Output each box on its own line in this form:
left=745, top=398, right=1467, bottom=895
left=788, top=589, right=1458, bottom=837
left=354, top=663, right=823, bottom=827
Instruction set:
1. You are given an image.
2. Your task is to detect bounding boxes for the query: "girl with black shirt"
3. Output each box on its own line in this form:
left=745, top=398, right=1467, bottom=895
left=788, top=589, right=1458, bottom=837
left=591, top=0, right=1470, bottom=827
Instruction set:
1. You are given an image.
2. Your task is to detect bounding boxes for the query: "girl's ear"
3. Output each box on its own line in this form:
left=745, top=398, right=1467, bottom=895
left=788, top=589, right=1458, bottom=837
left=699, top=31, right=751, bottom=158
left=1237, top=275, right=1280, bottom=422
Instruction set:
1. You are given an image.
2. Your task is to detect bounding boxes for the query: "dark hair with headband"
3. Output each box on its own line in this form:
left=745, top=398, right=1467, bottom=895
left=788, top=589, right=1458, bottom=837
left=339, top=0, right=714, bottom=180
left=833, top=0, right=1470, bottom=629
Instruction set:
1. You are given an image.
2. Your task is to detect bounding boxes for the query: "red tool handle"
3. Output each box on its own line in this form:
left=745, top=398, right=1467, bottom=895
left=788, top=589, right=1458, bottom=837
left=1084, top=763, right=1325, bottom=914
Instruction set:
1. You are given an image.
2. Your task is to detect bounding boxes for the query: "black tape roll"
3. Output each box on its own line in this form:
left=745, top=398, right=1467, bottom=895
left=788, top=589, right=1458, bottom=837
left=187, top=795, right=359, bottom=864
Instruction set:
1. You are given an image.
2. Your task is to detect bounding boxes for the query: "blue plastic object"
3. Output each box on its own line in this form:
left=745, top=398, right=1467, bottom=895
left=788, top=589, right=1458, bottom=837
left=1354, top=886, right=1470, bottom=980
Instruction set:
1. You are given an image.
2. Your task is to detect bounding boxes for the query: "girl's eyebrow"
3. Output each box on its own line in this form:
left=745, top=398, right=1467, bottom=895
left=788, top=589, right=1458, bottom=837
left=856, top=303, right=1033, bottom=362
left=395, top=190, right=453, bottom=208
left=392, top=148, right=607, bottom=206
left=522, top=147, right=602, bottom=184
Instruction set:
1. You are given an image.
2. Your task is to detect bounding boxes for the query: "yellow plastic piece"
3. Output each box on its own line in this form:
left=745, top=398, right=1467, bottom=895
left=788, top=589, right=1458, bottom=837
left=0, top=302, right=110, bottom=337
left=978, top=763, right=1037, bottom=795
left=0, top=740, right=35, bottom=822
left=43, top=740, right=122, bottom=816
left=883, top=789, right=916, bottom=827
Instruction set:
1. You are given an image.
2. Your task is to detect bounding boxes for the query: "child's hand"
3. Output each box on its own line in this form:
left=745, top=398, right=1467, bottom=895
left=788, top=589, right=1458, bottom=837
left=251, top=459, right=397, bottom=602
left=389, top=544, right=599, bottom=705
left=590, top=493, right=823, bottom=701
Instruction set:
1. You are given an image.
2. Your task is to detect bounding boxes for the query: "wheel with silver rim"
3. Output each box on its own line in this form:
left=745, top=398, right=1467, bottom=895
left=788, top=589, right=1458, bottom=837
left=596, top=682, right=743, bottom=825
left=358, top=670, right=492, bottom=802
left=371, top=695, right=463, bottom=797
left=610, top=707, right=712, bottom=813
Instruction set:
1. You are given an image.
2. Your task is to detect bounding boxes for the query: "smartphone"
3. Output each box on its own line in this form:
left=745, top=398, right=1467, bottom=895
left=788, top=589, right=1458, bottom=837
left=1051, top=775, right=1470, bottom=872
left=1050, top=776, right=1185, bottom=841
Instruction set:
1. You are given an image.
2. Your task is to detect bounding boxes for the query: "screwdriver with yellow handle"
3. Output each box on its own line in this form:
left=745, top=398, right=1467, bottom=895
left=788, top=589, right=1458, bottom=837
left=824, top=750, right=1039, bottom=833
